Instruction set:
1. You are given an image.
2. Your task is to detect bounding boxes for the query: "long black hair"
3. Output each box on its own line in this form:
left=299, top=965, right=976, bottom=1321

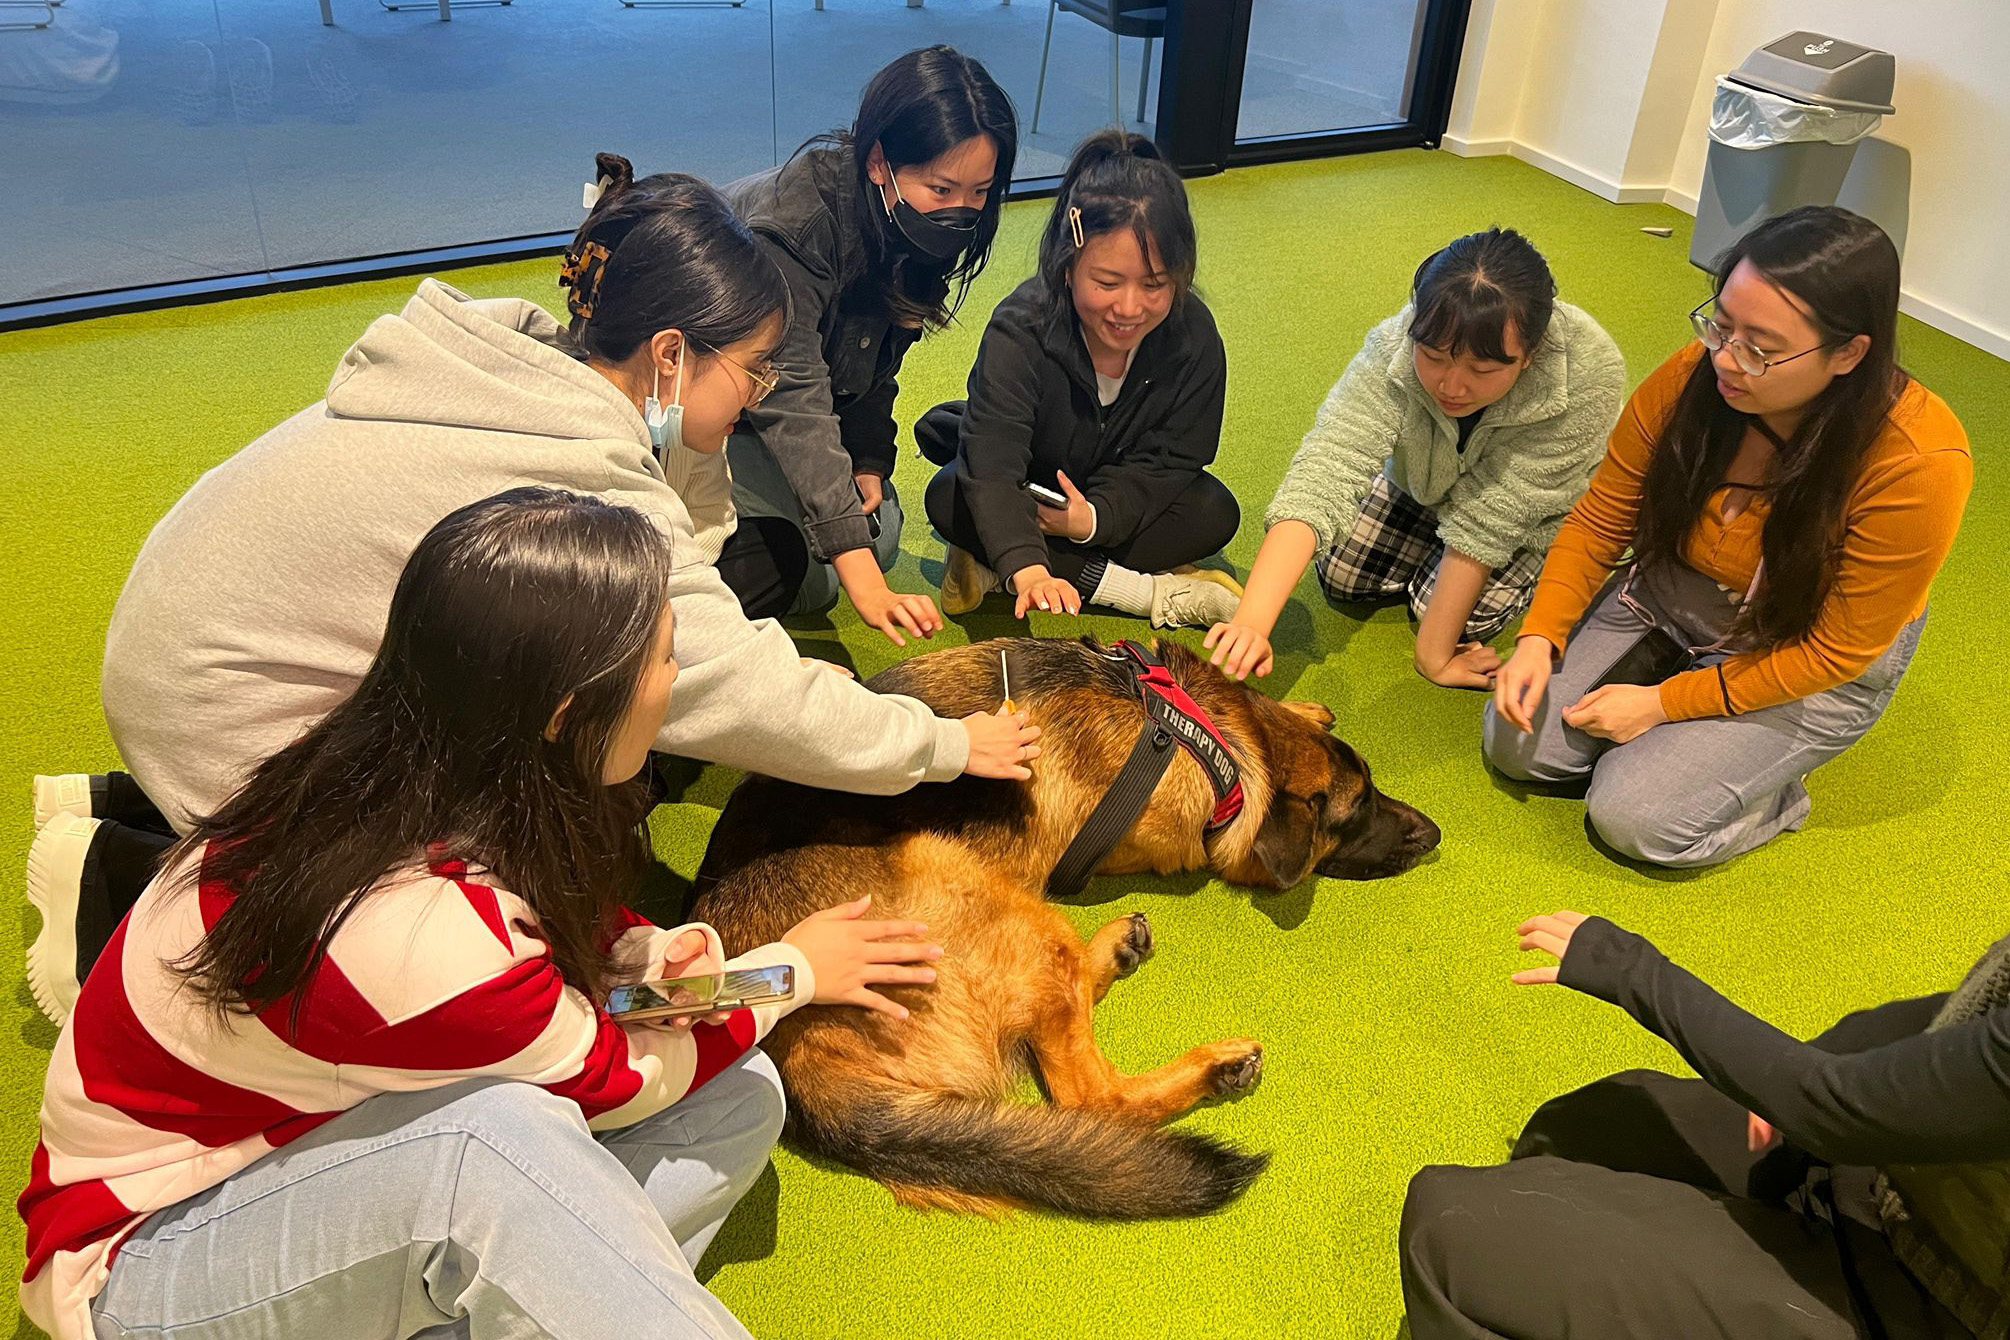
left=1636, top=205, right=1906, bottom=647
left=1407, top=227, right=1556, bottom=362
left=1037, top=129, right=1197, bottom=318
left=168, top=488, right=676, bottom=1020
left=559, top=152, right=790, bottom=363
left=808, top=46, right=1017, bottom=332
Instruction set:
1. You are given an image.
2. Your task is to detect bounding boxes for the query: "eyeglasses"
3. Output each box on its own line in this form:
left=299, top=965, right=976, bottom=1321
left=1688, top=299, right=1839, bottom=379
left=691, top=340, right=782, bottom=408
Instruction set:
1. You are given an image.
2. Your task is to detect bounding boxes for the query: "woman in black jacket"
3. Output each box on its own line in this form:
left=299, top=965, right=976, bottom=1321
left=916, top=130, right=1242, bottom=628
left=720, top=46, right=1016, bottom=647
left=1400, top=909, right=1997, bottom=1338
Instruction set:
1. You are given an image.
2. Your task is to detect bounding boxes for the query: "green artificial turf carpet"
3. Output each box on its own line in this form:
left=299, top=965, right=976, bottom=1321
left=3, top=149, right=2008, bottom=1339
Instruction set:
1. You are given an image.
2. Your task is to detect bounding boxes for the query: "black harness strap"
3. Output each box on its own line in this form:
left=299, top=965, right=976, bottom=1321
left=1044, top=641, right=1245, bottom=901
left=1046, top=718, right=1178, bottom=901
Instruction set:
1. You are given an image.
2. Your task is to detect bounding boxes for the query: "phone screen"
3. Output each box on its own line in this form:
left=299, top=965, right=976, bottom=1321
left=607, top=975, right=718, bottom=1018
left=1590, top=626, right=1690, bottom=690
left=606, top=965, right=795, bottom=1020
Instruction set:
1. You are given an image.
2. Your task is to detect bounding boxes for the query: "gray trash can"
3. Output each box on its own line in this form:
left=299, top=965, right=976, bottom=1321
left=1691, top=32, right=1895, bottom=271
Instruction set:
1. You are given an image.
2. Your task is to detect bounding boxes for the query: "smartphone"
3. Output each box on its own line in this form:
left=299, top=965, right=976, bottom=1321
left=606, top=965, right=796, bottom=1022
left=1020, top=479, right=1068, bottom=508
left=1589, top=626, right=1690, bottom=690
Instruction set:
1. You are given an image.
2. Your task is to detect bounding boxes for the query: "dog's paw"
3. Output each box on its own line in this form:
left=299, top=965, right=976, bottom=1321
left=1113, top=912, right=1154, bottom=976
left=1207, top=1042, right=1264, bottom=1098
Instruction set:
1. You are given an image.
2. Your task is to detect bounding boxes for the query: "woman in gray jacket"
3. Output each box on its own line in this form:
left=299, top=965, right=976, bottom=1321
left=718, top=46, right=1016, bottom=645
left=1206, top=229, right=1626, bottom=688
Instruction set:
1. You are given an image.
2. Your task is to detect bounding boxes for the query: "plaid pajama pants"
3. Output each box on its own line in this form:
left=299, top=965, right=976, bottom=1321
left=1314, top=474, right=1545, bottom=641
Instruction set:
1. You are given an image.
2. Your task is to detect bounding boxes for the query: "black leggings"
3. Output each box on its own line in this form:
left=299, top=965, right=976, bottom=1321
left=1400, top=1067, right=1965, bottom=1339
left=917, top=410, right=1239, bottom=588
left=714, top=515, right=814, bottom=620
left=73, top=774, right=177, bottom=985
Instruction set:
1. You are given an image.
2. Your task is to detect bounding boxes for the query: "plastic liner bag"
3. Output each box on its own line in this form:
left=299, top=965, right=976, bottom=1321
left=1710, top=77, right=1882, bottom=150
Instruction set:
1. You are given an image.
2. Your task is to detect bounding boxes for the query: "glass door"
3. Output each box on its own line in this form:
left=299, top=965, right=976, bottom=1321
left=2, top=0, right=1464, bottom=325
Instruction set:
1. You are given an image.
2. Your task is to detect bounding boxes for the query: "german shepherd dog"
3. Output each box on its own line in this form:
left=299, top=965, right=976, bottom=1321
left=690, top=636, right=1440, bottom=1219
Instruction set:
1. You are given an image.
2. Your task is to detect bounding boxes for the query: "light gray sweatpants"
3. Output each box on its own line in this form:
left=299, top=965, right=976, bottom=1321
left=1483, top=563, right=1924, bottom=868
left=89, top=1053, right=786, bottom=1339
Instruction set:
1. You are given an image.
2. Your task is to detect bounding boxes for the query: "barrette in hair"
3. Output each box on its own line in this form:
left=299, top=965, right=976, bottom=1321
left=581, top=175, right=612, bottom=210
left=558, top=239, right=613, bottom=322
left=1068, top=206, right=1085, bottom=250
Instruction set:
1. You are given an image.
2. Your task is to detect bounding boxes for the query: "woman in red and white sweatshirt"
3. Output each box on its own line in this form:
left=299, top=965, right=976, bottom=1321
left=19, top=488, right=941, bottom=1340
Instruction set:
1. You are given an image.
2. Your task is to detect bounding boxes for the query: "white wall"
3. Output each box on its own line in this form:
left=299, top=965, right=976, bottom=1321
left=1620, top=0, right=1721, bottom=188
left=1443, top=0, right=1538, bottom=150
left=1444, top=0, right=1717, bottom=201
left=1444, top=0, right=2010, bottom=360
left=1667, top=2, right=2010, bottom=359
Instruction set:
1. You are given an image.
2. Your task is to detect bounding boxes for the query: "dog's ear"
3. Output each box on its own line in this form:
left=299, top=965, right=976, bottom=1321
left=1251, top=792, right=1321, bottom=889
left=1280, top=700, right=1336, bottom=730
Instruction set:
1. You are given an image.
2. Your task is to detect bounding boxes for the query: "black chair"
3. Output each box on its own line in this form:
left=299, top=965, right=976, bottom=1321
left=1031, top=0, right=1166, bottom=132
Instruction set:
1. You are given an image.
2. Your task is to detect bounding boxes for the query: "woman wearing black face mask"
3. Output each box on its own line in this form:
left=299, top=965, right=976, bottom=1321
left=720, top=46, right=1017, bottom=644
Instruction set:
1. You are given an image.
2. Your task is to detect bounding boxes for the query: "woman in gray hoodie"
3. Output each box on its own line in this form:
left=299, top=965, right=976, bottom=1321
left=25, top=163, right=1038, bottom=1027
left=1205, top=229, right=1626, bottom=689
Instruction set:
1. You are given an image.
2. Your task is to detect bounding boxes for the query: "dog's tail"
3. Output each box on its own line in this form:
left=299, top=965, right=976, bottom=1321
left=791, top=1081, right=1268, bottom=1219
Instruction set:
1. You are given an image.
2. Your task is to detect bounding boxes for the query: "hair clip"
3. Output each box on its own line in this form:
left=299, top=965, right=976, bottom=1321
left=1068, top=206, right=1085, bottom=250
left=581, top=175, right=612, bottom=210
left=558, top=239, right=613, bottom=322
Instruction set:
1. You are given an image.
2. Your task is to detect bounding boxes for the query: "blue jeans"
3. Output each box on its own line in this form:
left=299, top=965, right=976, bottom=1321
left=90, top=1052, right=786, bottom=1339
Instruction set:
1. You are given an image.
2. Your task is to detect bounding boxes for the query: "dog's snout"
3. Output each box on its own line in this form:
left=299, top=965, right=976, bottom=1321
left=1408, top=812, right=1443, bottom=854
left=1309, top=792, right=1442, bottom=881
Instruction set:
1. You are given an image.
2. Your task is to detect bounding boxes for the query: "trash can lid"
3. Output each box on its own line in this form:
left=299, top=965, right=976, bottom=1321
left=1729, top=32, right=1896, bottom=116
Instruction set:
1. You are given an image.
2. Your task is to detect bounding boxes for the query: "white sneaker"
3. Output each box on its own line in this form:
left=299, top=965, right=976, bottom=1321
left=33, top=774, right=95, bottom=829
left=27, top=814, right=97, bottom=1027
left=1150, top=573, right=1241, bottom=629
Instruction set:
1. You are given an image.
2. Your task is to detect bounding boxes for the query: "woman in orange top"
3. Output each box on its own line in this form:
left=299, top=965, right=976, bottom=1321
left=1485, top=206, right=1971, bottom=868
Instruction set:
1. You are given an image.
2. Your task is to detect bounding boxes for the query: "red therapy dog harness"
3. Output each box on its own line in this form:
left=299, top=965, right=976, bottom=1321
left=1045, top=640, right=1246, bottom=899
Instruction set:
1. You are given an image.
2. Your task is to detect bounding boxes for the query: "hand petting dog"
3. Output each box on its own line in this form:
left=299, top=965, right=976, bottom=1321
left=784, top=895, right=945, bottom=1021
left=962, top=708, right=1041, bottom=779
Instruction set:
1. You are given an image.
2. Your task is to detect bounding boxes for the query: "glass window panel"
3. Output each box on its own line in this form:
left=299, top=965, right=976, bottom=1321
left=2, top=0, right=1167, bottom=307
left=1236, top=0, right=1428, bottom=142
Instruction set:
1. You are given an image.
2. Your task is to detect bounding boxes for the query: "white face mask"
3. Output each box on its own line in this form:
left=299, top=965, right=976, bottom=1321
left=643, top=349, right=686, bottom=456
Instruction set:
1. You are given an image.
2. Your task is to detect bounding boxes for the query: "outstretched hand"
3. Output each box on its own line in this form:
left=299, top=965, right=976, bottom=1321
left=782, top=896, right=944, bottom=1020
left=1012, top=565, right=1082, bottom=618
left=1204, top=621, right=1274, bottom=681
left=1511, top=910, right=1590, bottom=986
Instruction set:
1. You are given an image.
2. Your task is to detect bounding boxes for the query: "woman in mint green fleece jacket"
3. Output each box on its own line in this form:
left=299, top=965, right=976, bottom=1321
left=1207, top=229, right=1626, bottom=689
